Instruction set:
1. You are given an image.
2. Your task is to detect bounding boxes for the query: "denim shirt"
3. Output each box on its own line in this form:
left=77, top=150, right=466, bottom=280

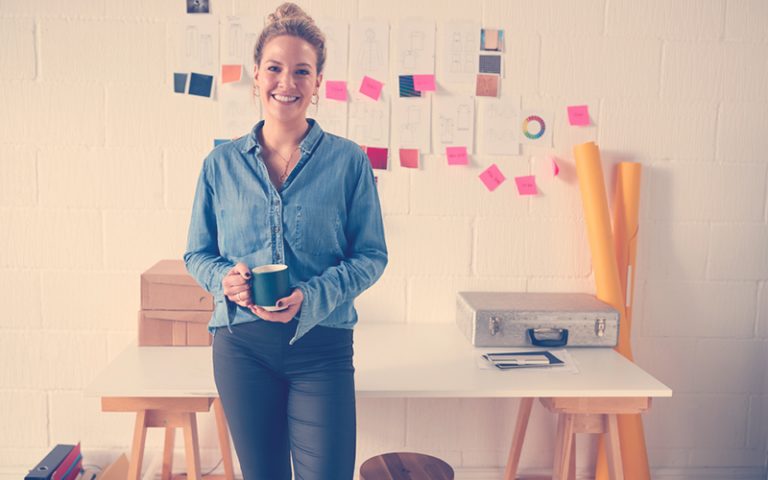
left=183, top=119, right=388, bottom=345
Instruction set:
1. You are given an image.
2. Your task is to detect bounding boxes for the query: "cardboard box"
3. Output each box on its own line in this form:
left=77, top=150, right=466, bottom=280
left=141, top=259, right=213, bottom=311
left=138, top=310, right=212, bottom=346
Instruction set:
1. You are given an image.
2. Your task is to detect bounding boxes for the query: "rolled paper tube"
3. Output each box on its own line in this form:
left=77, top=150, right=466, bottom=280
left=613, top=162, right=642, bottom=359
left=573, top=142, right=626, bottom=319
left=594, top=161, right=650, bottom=480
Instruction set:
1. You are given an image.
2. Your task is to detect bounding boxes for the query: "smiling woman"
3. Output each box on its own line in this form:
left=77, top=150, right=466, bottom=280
left=182, top=3, right=388, bottom=480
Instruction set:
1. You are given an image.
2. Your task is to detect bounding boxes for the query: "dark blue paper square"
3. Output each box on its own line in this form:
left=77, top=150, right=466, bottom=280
left=188, top=72, right=213, bottom=97
left=173, top=73, right=188, bottom=94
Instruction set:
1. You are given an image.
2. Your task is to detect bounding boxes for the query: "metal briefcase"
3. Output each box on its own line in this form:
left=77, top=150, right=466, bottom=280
left=456, top=292, right=619, bottom=347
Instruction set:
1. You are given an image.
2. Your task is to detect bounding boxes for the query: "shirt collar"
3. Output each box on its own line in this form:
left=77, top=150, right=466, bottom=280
left=240, top=119, right=323, bottom=155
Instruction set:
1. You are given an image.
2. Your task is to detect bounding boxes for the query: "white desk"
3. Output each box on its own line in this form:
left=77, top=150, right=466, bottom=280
left=87, top=323, right=671, bottom=480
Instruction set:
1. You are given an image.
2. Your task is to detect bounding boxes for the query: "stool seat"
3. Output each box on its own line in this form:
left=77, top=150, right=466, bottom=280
left=360, top=452, right=454, bottom=480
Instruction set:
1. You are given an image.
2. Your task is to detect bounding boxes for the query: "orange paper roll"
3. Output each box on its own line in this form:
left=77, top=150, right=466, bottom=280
left=613, top=161, right=642, bottom=359
left=575, top=144, right=651, bottom=480
left=596, top=162, right=650, bottom=480
left=573, top=142, right=626, bottom=319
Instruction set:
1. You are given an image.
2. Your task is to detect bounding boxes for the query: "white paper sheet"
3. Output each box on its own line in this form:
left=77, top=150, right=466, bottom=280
left=220, top=16, right=261, bottom=74
left=438, top=20, right=481, bottom=84
left=170, top=16, right=220, bottom=76
left=349, top=20, right=390, bottom=91
left=311, top=99, right=348, bottom=138
left=392, top=97, right=431, bottom=152
left=395, top=19, right=436, bottom=75
left=477, top=97, right=520, bottom=155
left=217, top=83, right=261, bottom=139
left=432, top=95, right=474, bottom=153
left=316, top=17, right=349, bottom=81
left=348, top=96, right=390, bottom=147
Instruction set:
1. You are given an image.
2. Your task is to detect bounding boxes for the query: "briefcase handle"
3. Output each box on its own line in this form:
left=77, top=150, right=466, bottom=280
left=527, top=327, right=569, bottom=347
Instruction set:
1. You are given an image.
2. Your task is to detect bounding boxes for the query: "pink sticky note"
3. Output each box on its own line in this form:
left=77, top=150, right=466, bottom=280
left=366, top=147, right=388, bottom=170
left=413, top=74, right=436, bottom=92
left=446, top=146, right=468, bottom=166
left=550, top=156, right=560, bottom=176
left=514, top=175, right=538, bottom=195
left=399, top=148, right=419, bottom=169
left=479, top=164, right=506, bottom=192
left=359, top=76, right=384, bottom=101
left=567, top=105, right=590, bottom=126
left=325, top=80, right=348, bottom=101
left=221, top=64, right=242, bottom=84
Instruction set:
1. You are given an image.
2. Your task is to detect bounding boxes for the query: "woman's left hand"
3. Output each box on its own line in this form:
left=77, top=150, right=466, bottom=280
left=250, top=288, right=304, bottom=323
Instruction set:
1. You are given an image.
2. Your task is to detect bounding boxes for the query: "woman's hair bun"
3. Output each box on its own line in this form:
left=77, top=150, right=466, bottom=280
left=268, top=2, right=312, bottom=24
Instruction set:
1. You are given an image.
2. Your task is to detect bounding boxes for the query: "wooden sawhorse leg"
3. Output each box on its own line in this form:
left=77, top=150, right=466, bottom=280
left=102, top=397, right=234, bottom=480
left=504, top=398, right=574, bottom=480
left=540, top=397, right=651, bottom=480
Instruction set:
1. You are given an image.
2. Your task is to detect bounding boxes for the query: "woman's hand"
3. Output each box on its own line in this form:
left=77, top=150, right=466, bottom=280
left=250, top=288, right=304, bottom=323
left=222, top=262, right=253, bottom=308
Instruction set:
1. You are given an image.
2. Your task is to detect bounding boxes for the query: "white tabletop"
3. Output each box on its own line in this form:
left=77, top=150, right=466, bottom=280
left=86, top=323, right=671, bottom=399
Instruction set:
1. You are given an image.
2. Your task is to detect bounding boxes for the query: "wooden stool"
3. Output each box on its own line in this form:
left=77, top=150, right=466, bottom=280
left=360, top=452, right=454, bottom=480
left=503, top=397, right=651, bottom=480
left=102, top=397, right=234, bottom=480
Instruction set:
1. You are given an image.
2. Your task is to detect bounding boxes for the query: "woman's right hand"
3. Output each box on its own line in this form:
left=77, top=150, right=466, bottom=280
left=223, top=262, right=253, bottom=308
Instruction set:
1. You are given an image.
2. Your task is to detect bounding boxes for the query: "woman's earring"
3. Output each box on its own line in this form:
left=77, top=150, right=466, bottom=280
left=311, top=92, right=319, bottom=105
left=253, top=85, right=260, bottom=97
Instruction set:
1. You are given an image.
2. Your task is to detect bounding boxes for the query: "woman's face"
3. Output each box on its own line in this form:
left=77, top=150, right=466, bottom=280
left=255, top=35, right=322, bottom=126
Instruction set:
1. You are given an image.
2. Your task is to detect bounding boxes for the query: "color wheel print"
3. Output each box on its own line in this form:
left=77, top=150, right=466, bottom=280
left=522, top=115, right=546, bottom=140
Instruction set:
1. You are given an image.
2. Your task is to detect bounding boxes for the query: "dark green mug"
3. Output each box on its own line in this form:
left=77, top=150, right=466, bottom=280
left=251, top=264, right=291, bottom=310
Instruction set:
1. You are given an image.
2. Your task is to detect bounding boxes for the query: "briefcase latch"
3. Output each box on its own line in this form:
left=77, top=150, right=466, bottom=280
left=595, top=318, right=606, bottom=337
left=489, top=316, right=500, bottom=336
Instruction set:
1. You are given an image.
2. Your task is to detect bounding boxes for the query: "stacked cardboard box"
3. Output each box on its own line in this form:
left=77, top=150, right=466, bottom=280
left=139, top=259, right=213, bottom=346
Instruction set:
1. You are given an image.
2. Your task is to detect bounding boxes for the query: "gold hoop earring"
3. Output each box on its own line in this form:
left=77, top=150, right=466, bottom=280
left=311, top=92, right=319, bottom=105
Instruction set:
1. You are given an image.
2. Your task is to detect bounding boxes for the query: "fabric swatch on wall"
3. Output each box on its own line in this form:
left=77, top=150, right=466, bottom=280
left=188, top=72, right=214, bottom=97
left=398, top=75, right=421, bottom=97
left=479, top=54, right=502, bottom=75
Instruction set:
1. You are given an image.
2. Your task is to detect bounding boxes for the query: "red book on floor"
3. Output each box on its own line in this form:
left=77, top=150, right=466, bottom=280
left=52, top=443, right=80, bottom=480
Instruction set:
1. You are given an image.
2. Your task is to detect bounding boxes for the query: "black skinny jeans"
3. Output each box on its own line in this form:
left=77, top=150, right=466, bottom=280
left=212, top=319, right=356, bottom=480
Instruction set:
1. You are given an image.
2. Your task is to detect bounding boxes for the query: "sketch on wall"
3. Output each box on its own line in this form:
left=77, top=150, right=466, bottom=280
left=312, top=100, right=348, bottom=138
left=433, top=96, right=475, bottom=152
left=316, top=18, right=350, bottom=82
left=350, top=20, right=390, bottom=88
left=393, top=97, right=431, bottom=152
left=349, top=97, right=390, bottom=147
left=477, top=97, right=520, bottom=155
left=439, top=20, right=480, bottom=84
left=396, top=19, right=436, bottom=75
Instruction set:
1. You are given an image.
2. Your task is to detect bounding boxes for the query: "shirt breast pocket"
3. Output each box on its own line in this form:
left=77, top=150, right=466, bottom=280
left=292, top=205, right=343, bottom=257
left=219, top=205, right=268, bottom=258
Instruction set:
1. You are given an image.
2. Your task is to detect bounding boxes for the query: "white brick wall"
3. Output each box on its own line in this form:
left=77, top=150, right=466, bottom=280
left=1, top=1, right=767, bottom=478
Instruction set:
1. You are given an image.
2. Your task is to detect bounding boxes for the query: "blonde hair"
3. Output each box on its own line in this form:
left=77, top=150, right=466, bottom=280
left=254, top=3, right=327, bottom=74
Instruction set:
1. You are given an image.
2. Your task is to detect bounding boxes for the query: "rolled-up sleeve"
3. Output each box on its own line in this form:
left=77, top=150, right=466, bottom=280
left=290, top=153, right=388, bottom=344
left=183, top=158, right=235, bottom=298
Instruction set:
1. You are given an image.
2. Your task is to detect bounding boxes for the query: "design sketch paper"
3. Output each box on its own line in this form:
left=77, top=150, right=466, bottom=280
left=316, top=18, right=349, bottom=81
left=350, top=20, right=389, bottom=90
left=395, top=19, right=435, bottom=75
left=221, top=16, right=261, bottom=75
left=349, top=96, right=390, bottom=147
left=438, top=20, right=481, bottom=84
left=432, top=95, right=474, bottom=153
left=392, top=97, right=431, bottom=152
left=218, top=82, right=261, bottom=138
left=520, top=109, right=554, bottom=146
left=312, top=99, right=348, bottom=138
left=477, top=97, right=520, bottom=155
left=169, top=16, right=219, bottom=93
